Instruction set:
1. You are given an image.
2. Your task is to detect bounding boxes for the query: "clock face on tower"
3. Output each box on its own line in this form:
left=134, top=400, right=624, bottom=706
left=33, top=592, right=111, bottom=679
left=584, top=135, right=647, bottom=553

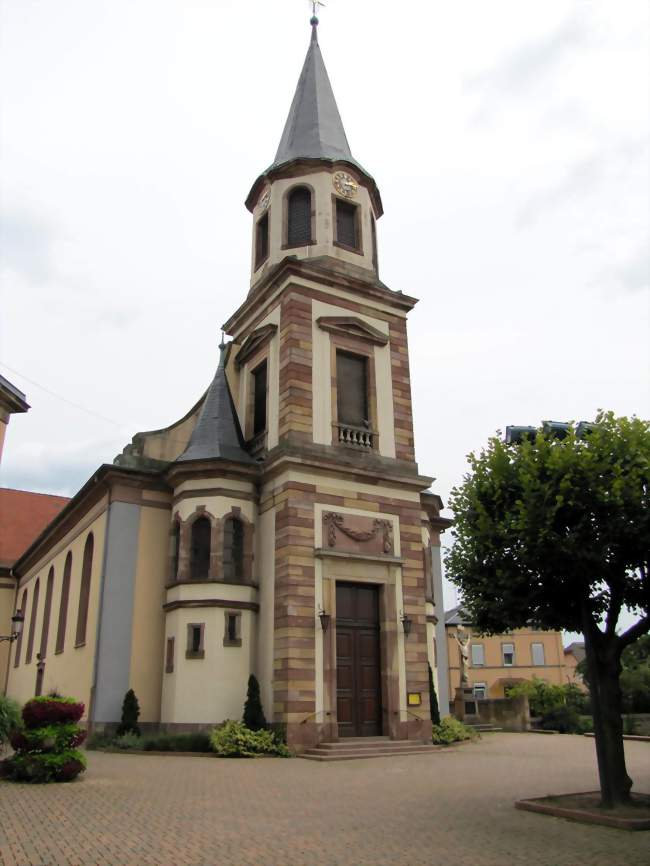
left=333, top=171, right=358, bottom=198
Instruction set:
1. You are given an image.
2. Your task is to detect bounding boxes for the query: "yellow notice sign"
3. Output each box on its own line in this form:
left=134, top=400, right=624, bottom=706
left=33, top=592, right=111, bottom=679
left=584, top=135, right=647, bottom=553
left=407, top=692, right=422, bottom=706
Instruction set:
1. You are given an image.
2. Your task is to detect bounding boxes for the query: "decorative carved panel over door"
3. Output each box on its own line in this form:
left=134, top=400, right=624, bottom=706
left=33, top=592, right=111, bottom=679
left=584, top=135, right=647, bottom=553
left=336, top=583, right=382, bottom=737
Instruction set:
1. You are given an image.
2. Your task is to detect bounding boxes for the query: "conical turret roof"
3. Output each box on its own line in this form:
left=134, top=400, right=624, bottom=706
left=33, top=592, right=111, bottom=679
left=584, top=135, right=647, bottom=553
left=177, top=346, right=254, bottom=465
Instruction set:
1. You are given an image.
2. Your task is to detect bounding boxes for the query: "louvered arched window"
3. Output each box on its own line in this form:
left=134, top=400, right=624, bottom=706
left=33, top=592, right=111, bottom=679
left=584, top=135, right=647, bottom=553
left=75, top=534, right=94, bottom=647
left=26, top=578, right=40, bottom=664
left=190, top=517, right=211, bottom=579
left=171, top=522, right=181, bottom=582
left=287, top=186, right=312, bottom=247
left=14, top=589, right=27, bottom=667
left=40, top=567, right=55, bottom=659
left=223, top=517, right=244, bottom=582
left=56, top=552, right=72, bottom=653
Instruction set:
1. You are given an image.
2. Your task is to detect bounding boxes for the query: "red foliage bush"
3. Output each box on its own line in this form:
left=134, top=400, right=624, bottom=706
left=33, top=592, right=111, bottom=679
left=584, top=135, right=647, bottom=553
left=22, top=698, right=84, bottom=728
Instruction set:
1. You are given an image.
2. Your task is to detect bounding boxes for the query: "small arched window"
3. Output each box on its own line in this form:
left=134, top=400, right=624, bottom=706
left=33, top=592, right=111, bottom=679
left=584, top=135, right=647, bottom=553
left=75, top=534, right=94, bottom=647
left=190, top=517, right=211, bottom=579
left=14, top=589, right=27, bottom=667
left=223, top=517, right=244, bottom=582
left=56, top=552, right=72, bottom=653
left=26, top=578, right=40, bottom=664
left=171, top=522, right=181, bottom=582
left=40, top=567, right=55, bottom=659
left=287, top=187, right=312, bottom=247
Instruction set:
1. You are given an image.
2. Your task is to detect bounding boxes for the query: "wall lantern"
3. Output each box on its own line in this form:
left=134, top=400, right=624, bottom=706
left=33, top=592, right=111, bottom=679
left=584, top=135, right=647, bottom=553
left=0, top=610, right=25, bottom=643
left=318, top=607, right=331, bottom=633
left=400, top=610, right=413, bottom=637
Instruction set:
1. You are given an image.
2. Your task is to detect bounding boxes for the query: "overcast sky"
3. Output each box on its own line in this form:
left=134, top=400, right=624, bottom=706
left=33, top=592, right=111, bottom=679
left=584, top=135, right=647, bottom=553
left=1, top=1, right=648, bottom=618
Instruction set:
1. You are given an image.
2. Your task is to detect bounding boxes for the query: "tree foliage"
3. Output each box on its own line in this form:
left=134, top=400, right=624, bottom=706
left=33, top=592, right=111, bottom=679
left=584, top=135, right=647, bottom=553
left=243, top=674, right=267, bottom=731
left=446, top=412, right=649, bottom=807
left=428, top=663, right=441, bottom=725
left=116, top=689, right=141, bottom=737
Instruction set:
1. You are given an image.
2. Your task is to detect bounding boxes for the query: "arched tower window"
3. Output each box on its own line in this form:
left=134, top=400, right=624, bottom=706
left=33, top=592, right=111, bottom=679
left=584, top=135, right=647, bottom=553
left=287, top=186, right=312, bottom=247
left=40, top=567, right=55, bottom=659
left=26, top=578, right=40, bottom=664
left=75, top=533, right=94, bottom=647
left=170, top=521, right=181, bottom=582
left=56, top=552, right=72, bottom=653
left=223, top=517, right=244, bottom=582
left=14, top=589, right=27, bottom=667
left=255, top=212, right=269, bottom=269
left=190, top=517, right=211, bottom=579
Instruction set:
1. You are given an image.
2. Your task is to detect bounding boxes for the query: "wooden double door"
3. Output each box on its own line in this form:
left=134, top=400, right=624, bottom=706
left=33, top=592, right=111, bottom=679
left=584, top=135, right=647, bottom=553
left=336, top=583, right=382, bottom=737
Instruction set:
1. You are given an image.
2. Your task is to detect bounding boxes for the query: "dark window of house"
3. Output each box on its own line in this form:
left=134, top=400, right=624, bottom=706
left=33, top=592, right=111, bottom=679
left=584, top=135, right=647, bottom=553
left=171, top=522, right=180, bottom=581
left=40, top=567, right=55, bottom=659
left=336, top=199, right=358, bottom=249
left=253, top=361, right=267, bottom=435
left=191, top=626, right=201, bottom=653
left=14, top=590, right=27, bottom=667
left=287, top=187, right=312, bottom=246
left=56, top=552, right=72, bottom=653
left=336, top=351, right=368, bottom=427
left=255, top=212, right=269, bottom=268
left=165, top=637, right=175, bottom=673
left=26, top=578, right=40, bottom=664
left=190, top=517, right=211, bottom=579
left=223, top=517, right=244, bottom=582
left=371, top=214, right=378, bottom=272
left=227, top=614, right=238, bottom=643
left=186, top=624, right=204, bottom=657
left=75, top=533, right=94, bottom=646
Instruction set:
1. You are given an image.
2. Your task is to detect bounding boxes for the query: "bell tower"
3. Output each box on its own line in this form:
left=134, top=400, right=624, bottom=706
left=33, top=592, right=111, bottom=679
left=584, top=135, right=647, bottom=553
left=245, top=15, right=382, bottom=289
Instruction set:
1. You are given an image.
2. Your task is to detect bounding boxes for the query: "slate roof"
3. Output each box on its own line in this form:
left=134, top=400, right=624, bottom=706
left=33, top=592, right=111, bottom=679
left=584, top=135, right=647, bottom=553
left=564, top=641, right=586, bottom=662
left=444, top=605, right=470, bottom=626
left=176, top=347, right=254, bottom=465
left=0, top=488, right=70, bottom=568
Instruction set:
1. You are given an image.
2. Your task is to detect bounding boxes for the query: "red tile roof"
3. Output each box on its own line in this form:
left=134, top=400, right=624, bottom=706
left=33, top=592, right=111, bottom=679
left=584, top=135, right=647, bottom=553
left=0, top=488, right=70, bottom=568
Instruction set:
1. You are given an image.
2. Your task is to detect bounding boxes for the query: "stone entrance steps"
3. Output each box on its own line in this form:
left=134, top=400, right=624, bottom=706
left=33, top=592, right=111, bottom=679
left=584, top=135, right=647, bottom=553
left=300, top=736, right=441, bottom=762
left=468, top=724, right=503, bottom=733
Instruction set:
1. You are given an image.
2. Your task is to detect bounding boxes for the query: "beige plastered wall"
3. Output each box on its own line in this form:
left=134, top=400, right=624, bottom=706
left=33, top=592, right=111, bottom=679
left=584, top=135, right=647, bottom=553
left=6, top=502, right=108, bottom=715
left=0, top=582, right=17, bottom=689
left=250, top=170, right=377, bottom=287
left=128, top=503, right=170, bottom=723
left=160, top=581, right=257, bottom=725
left=311, top=298, right=396, bottom=458
left=447, top=626, right=568, bottom=698
left=137, top=404, right=203, bottom=463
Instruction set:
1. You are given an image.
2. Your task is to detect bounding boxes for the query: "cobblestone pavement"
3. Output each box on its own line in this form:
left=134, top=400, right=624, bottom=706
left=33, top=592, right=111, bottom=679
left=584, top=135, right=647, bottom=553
left=1, top=734, right=648, bottom=866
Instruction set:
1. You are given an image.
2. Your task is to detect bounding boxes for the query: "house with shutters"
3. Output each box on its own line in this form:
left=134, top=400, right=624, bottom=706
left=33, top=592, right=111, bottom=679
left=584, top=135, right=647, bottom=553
left=2, top=17, right=451, bottom=751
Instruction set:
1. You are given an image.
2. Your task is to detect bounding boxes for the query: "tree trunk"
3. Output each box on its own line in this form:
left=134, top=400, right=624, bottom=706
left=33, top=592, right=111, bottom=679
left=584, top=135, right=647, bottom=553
left=583, top=625, right=632, bottom=808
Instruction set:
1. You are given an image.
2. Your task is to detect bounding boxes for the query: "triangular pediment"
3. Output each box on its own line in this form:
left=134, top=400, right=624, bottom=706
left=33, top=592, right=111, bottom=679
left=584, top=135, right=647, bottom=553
left=316, top=316, right=388, bottom=346
left=235, top=324, right=278, bottom=368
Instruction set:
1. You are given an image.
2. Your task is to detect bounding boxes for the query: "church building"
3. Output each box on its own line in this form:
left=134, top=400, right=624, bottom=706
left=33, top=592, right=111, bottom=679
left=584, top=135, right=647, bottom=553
left=2, top=18, right=451, bottom=750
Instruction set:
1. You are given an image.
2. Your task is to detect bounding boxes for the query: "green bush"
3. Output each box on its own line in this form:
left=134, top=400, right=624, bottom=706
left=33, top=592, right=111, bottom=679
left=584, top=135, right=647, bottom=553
left=431, top=716, right=477, bottom=745
left=428, top=663, right=441, bottom=726
left=506, top=678, right=566, bottom=716
left=116, top=689, right=140, bottom=737
left=112, top=733, right=142, bottom=750
left=243, top=674, right=267, bottom=731
left=141, top=732, right=212, bottom=752
left=0, top=696, right=22, bottom=749
left=85, top=731, right=114, bottom=750
left=210, top=720, right=290, bottom=757
left=539, top=705, right=590, bottom=734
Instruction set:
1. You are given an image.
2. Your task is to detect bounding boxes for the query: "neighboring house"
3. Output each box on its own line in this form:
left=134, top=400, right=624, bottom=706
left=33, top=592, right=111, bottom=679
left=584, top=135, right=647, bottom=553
left=563, top=641, right=587, bottom=689
left=0, top=375, right=29, bottom=466
left=445, top=606, right=569, bottom=705
left=2, top=19, right=452, bottom=751
left=0, top=488, right=70, bottom=691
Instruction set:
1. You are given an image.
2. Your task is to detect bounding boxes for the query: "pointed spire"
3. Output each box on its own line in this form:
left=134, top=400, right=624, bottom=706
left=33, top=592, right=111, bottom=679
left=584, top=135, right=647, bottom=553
left=177, top=344, right=254, bottom=465
left=272, top=18, right=356, bottom=168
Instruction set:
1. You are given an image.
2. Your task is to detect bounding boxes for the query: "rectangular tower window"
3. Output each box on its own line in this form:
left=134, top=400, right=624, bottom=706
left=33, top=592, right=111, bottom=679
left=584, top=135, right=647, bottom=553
left=531, top=642, right=545, bottom=666
left=223, top=611, right=242, bottom=647
left=336, top=351, right=368, bottom=427
left=165, top=637, right=175, bottom=673
left=186, top=623, right=205, bottom=658
left=255, top=212, right=269, bottom=269
left=335, top=199, right=359, bottom=250
left=252, top=360, right=267, bottom=435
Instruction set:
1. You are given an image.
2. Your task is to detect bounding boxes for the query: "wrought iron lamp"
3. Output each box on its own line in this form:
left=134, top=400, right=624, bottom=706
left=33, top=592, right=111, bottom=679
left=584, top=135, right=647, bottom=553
left=0, top=611, right=25, bottom=643
left=400, top=610, right=413, bottom=637
left=317, top=606, right=331, bottom=633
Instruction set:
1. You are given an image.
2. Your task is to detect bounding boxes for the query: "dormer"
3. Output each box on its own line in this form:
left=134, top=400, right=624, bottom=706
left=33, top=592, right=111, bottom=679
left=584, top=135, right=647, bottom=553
left=245, top=17, right=383, bottom=289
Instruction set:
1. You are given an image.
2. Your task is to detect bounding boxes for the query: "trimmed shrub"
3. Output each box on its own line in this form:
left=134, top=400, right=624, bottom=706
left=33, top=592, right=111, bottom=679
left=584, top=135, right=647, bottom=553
left=210, top=720, right=290, bottom=757
left=243, top=674, right=267, bottom=731
left=428, top=663, right=441, bottom=726
left=432, top=716, right=477, bottom=745
left=22, top=696, right=84, bottom=728
left=0, top=696, right=22, bottom=750
left=141, top=732, right=212, bottom=752
left=116, top=689, right=140, bottom=737
left=539, top=705, right=590, bottom=734
left=112, top=733, right=142, bottom=750
left=3, top=695, right=86, bottom=783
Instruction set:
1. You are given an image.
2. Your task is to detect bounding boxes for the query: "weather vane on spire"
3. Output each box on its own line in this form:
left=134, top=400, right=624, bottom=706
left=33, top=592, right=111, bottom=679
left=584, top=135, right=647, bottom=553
left=309, top=0, right=325, bottom=23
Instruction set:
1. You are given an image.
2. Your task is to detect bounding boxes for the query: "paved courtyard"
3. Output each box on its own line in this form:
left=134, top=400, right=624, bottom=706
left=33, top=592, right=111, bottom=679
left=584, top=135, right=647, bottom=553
left=0, top=733, right=648, bottom=866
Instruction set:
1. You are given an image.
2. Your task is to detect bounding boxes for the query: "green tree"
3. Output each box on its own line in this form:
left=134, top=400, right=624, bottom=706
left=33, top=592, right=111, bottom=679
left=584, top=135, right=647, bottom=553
left=116, top=689, right=141, bottom=737
left=428, top=663, right=441, bottom=725
left=243, top=674, right=267, bottom=731
left=446, top=412, right=649, bottom=808
left=579, top=635, right=650, bottom=712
